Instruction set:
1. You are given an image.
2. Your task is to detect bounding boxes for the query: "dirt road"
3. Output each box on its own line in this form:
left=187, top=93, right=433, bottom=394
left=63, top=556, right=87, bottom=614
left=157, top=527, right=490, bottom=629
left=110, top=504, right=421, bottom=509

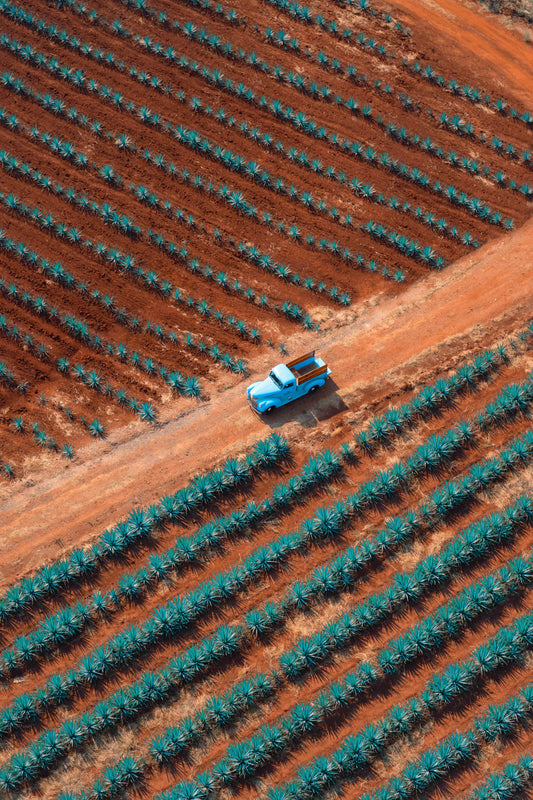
left=392, top=0, right=533, bottom=110
left=1, top=215, right=532, bottom=587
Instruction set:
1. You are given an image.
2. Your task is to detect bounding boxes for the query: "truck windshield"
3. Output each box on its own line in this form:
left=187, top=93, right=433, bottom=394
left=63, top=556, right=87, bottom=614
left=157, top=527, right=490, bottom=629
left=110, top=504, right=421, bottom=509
left=269, top=370, right=283, bottom=389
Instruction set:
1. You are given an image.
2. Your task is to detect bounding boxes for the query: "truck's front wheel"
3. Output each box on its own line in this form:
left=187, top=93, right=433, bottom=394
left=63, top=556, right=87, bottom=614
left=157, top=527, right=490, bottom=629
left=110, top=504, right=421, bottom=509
left=262, top=405, right=275, bottom=414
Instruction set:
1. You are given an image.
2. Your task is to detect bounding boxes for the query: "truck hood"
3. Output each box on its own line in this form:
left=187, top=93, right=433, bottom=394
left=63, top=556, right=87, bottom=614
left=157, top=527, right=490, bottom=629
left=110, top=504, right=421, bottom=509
left=247, top=378, right=279, bottom=400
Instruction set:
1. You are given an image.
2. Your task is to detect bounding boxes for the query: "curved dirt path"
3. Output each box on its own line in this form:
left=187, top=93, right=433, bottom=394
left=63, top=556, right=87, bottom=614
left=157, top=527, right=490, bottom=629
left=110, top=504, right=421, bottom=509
left=391, top=0, right=533, bottom=109
left=1, top=216, right=532, bottom=587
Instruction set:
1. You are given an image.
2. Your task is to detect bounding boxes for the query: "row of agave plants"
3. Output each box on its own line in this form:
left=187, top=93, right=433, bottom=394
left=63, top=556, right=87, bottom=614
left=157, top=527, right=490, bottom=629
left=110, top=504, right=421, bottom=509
left=172, top=0, right=241, bottom=25
left=0, top=151, right=304, bottom=329
left=354, top=347, right=508, bottom=452
left=2, top=447, right=531, bottom=792
left=154, top=546, right=533, bottom=800
left=1, top=378, right=531, bottom=746
left=0, top=103, right=342, bottom=320
left=0, top=433, right=290, bottom=626
left=261, top=0, right=413, bottom=35
left=3, top=423, right=533, bottom=793
left=0, top=15, right=512, bottom=236
left=0, top=311, right=50, bottom=360
left=9, top=414, right=75, bottom=458
left=0, top=447, right=345, bottom=679
left=0, top=358, right=27, bottom=394
left=134, top=152, right=360, bottom=299
left=5, top=405, right=76, bottom=472
left=0, top=65, right=346, bottom=313
left=358, top=680, right=533, bottom=800
left=259, top=20, right=531, bottom=181
left=43, top=520, right=533, bottom=798
left=407, top=58, right=533, bottom=129
left=279, top=490, right=533, bottom=677
left=109, top=0, right=531, bottom=191
left=362, top=220, right=446, bottom=267
left=99, top=5, right=517, bottom=226
left=0, top=272, right=204, bottom=403
left=0, top=336, right=512, bottom=648
left=458, top=752, right=533, bottom=800
left=242, top=429, right=533, bottom=636
left=0, top=220, right=241, bottom=378
left=260, top=0, right=533, bottom=133
left=144, top=0, right=532, bottom=194
left=0, top=181, right=260, bottom=348
left=265, top=627, right=533, bottom=800
left=0, top=30, right=411, bottom=282
left=57, top=524, right=533, bottom=800
left=0, top=345, right=524, bottom=678
left=179, top=94, right=481, bottom=254
left=5, top=183, right=260, bottom=342
left=85, top=475, right=533, bottom=795
left=0, top=274, right=201, bottom=414
left=56, top=482, right=533, bottom=796
left=0, top=10, right=492, bottom=259
left=68, top=361, right=158, bottom=422
left=149, top=229, right=323, bottom=322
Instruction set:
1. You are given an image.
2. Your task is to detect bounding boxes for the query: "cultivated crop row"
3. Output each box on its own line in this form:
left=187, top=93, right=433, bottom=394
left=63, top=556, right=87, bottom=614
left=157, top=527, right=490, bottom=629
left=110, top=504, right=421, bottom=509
left=0, top=184, right=257, bottom=362
left=458, top=752, right=533, bottom=800
left=357, top=680, right=533, bottom=800
left=0, top=184, right=261, bottom=340
left=260, top=0, right=533, bottom=130
left=119, top=0, right=532, bottom=195
left=0, top=94, right=349, bottom=310
left=0, top=334, right=504, bottom=619
left=0, top=10, right=514, bottom=239
left=4, top=490, right=532, bottom=794
left=0, top=447, right=344, bottom=678
left=0, top=224, right=241, bottom=384
left=1, top=370, right=531, bottom=741
left=0, top=432, right=289, bottom=625
left=0, top=150, right=309, bottom=327
left=156, top=574, right=533, bottom=800
left=55, top=521, right=533, bottom=799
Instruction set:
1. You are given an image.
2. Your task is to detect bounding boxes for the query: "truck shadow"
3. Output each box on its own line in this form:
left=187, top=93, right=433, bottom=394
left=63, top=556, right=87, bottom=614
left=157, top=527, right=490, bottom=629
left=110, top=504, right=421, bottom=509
left=251, top=379, right=348, bottom=429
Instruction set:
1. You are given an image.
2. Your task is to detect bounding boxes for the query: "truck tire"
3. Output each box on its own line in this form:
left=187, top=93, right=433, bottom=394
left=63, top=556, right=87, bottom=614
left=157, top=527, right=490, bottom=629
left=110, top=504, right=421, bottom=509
left=308, top=385, right=319, bottom=393
left=263, top=405, right=275, bottom=414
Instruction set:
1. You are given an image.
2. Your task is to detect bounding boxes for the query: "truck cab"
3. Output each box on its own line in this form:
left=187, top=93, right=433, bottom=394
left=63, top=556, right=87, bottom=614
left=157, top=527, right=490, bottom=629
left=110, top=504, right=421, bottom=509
left=247, top=351, right=330, bottom=413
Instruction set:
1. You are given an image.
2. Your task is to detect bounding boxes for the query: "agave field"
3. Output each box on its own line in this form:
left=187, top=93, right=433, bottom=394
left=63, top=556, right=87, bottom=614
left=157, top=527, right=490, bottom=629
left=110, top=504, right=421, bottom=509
left=0, top=314, right=533, bottom=800
left=0, top=0, right=533, bottom=798
left=0, top=0, right=532, bottom=474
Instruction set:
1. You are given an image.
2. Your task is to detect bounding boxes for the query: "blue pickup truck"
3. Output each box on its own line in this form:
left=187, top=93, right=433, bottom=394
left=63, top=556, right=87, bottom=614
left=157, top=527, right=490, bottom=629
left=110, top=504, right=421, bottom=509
left=247, top=351, right=331, bottom=414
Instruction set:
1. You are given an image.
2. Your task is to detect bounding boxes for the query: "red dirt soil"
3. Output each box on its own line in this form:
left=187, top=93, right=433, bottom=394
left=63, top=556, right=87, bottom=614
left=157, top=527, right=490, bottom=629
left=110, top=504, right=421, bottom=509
left=0, top=0, right=531, bottom=477
left=1, top=214, right=531, bottom=585
left=0, top=2, right=533, bottom=799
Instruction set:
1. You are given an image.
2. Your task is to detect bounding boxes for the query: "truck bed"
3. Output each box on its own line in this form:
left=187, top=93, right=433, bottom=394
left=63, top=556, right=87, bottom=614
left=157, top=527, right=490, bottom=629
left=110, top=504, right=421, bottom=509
left=292, top=359, right=320, bottom=377
left=286, top=351, right=329, bottom=385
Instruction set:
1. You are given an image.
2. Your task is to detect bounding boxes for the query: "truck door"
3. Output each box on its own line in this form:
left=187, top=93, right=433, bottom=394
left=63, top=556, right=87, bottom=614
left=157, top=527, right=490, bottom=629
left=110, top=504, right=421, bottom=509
left=283, top=380, right=296, bottom=401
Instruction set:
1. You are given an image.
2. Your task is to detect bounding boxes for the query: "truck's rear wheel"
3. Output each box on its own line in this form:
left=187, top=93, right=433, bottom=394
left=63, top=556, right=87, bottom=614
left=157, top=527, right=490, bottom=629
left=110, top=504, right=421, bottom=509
left=308, top=385, right=319, bottom=394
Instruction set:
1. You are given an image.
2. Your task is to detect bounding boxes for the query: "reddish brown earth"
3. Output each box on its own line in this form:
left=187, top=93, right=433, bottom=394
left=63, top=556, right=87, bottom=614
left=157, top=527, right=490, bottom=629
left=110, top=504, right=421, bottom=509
left=1, top=215, right=532, bottom=582
left=0, top=0, right=532, bottom=475
left=0, top=0, right=532, bottom=798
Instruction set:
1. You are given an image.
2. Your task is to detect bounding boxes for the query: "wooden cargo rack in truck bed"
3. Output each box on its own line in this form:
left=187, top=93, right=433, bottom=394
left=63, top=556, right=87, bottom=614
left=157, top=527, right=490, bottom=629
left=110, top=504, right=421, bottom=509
left=286, top=351, right=328, bottom=385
